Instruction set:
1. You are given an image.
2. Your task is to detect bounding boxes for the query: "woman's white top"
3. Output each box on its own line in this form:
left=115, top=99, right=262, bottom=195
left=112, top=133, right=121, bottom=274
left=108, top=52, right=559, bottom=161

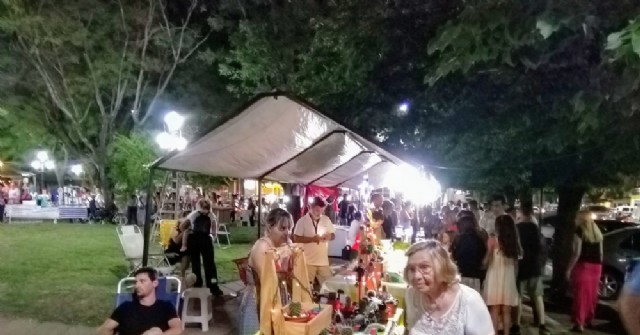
left=405, top=284, right=495, bottom=335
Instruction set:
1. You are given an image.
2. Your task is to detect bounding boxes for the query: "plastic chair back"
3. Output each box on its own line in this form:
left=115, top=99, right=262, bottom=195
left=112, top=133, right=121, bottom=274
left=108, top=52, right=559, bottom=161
left=115, top=276, right=182, bottom=312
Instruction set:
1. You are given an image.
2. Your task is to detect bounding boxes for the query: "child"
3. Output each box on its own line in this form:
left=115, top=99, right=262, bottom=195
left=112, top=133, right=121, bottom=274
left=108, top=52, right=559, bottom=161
left=483, top=214, right=522, bottom=335
left=166, top=218, right=192, bottom=278
left=440, top=230, right=455, bottom=251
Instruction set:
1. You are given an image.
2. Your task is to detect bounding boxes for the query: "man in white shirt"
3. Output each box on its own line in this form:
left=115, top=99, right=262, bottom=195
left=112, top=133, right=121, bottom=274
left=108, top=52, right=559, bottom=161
left=479, top=194, right=507, bottom=235
left=294, top=196, right=336, bottom=286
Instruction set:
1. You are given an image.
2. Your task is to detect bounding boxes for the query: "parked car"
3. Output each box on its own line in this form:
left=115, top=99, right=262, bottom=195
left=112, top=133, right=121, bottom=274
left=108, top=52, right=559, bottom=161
left=616, top=205, right=634, bottom=220
left=599, top=226, right=640, bottom=299
left=584, top=205, right=614, bottom=220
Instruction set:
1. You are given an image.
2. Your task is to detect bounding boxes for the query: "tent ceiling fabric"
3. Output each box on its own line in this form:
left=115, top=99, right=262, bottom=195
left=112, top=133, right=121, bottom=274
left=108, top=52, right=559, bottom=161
left=155, top=94, right=430, bottom=188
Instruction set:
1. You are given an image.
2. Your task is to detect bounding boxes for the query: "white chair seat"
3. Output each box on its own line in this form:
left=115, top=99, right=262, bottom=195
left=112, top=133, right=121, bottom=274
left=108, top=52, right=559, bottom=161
left=181, top=288, right=212, bottom=332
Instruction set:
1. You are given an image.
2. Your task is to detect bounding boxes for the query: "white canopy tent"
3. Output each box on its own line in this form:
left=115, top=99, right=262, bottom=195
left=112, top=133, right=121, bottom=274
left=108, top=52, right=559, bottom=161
left=142, top=92, right=440, bottom=264
left=152, top=93, right=438, bottom=189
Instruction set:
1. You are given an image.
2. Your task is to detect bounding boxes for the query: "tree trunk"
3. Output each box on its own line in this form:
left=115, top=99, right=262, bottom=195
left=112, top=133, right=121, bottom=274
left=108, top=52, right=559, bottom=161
left=551, top=185, right=586, bottom=290
left=504, top=185, right=516, bottom=208
left=518, top=187, right=533, bottom=205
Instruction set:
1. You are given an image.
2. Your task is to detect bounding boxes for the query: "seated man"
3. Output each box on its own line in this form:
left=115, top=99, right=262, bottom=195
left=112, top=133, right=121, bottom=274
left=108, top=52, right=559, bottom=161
left=98, top=267, right=182, bottom=335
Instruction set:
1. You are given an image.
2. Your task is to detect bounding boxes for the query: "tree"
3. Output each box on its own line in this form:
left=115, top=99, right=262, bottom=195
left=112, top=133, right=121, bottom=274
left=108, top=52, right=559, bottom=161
left=0, top=0, right=213, bottom=205
left=213, top=0, right=640, bottom=289
left=185, top=173, right=230, bottom=191
left=422, top=0, right=640, bottom=288
left=108, top=133, right=158, bottom=204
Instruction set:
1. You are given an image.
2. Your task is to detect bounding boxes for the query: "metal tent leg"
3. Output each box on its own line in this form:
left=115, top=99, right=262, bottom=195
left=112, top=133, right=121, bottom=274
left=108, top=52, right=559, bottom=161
left=142, top=169, right=155, bottom=267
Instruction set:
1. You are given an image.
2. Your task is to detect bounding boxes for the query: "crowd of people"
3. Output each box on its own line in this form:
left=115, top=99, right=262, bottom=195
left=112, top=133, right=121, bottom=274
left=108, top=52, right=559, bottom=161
left=98, top=192, right=612, bottom=335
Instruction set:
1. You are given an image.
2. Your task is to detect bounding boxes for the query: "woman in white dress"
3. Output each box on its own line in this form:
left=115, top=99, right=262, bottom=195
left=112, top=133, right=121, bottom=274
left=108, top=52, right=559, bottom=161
left=404, top=240, right=495, bottom=335
left=483, top=215, right=522, bottom=335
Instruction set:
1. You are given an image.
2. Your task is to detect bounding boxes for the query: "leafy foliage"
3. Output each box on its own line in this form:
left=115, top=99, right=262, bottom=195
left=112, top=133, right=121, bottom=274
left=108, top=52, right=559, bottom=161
left=0, top=0, right=215, bottom=204
left=184, top=172, right=230, bottom=190
left=108, top=133, right=158, bottom=202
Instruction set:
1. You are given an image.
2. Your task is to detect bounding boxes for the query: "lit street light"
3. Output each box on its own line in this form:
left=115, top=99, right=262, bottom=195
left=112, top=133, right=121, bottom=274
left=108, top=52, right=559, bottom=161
left=71, top=164, right=83, bottom=176
left=156, top=111, right=187, bottom=151
left=164, top=111, right=185, bottom=133
left=397, top=102, right=410, bottom=116
left=31, top=150, right=55, bottom=191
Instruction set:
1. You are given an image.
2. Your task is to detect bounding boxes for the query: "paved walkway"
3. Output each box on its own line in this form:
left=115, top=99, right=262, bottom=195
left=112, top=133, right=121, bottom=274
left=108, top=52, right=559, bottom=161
left=0, top=276, right=616, bottom=335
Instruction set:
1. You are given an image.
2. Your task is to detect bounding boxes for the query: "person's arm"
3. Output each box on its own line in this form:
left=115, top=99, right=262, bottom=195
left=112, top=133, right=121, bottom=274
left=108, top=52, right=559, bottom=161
left=180, top=226, right=190, bottom=252
left=464, top=288, right=496, bottom=335
left=565, top=235, right=582, bottom=281
left=250, top=239, right=269, bottom=280
left=293, top=219, right=320, bottom=243
left=162, top=318, right=183, bottom=335
left=97, top=319, right=118, bottom=335
left=482, top=238, right=495, bottom=268
left=294, top=234, right=320, bottom=243
left=620, top=260, right=640, bottom=334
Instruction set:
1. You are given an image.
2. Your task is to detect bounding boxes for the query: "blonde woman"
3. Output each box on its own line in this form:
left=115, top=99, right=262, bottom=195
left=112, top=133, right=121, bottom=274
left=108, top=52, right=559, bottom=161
left=404, top=240, right=494, bottom=335
left=565, top=210, right=603, bottom=332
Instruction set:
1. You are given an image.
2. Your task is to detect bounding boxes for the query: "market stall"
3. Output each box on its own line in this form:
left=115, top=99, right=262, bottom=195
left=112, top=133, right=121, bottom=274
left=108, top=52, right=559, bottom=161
left=144, top=92, right=440, bottom=260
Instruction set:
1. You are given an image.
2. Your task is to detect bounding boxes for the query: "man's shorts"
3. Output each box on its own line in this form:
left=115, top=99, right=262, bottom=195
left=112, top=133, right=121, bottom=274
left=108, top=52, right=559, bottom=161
left=518, top=276, right=543, bottom=297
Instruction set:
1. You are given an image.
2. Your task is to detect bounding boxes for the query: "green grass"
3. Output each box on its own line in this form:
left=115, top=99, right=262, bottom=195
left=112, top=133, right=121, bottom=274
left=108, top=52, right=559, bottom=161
left=0, top=223, right=255, bottom=326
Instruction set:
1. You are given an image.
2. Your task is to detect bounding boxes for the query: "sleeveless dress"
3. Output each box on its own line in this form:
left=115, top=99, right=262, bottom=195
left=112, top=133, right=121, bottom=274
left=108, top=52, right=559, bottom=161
left=238, top=264, right=260, bottom=335
left=238, top=237, right=285, bottom=335
left=483, top=248, right=519, bottom=306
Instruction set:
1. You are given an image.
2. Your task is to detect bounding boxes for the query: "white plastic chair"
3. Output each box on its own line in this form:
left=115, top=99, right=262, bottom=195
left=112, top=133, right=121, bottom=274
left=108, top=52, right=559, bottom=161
left=116, top=226, right=174, bottom=275
left=181, top=288, right=213, bottom=331
left=215, top=224, right=231, bottom=249
left=116, top=276, right=182, bottom=313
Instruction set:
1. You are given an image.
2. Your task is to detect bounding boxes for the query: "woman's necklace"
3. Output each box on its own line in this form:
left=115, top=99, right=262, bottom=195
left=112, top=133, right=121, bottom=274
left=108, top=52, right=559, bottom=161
left=418, top=287, right=453, bottom=332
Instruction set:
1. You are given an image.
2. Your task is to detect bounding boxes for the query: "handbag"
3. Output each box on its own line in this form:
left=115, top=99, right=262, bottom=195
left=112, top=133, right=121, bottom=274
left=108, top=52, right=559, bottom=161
left=342, top=245, right=358, bottom=260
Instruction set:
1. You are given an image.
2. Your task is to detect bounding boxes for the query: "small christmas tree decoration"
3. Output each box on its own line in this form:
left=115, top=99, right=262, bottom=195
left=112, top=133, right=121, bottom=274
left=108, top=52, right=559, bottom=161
left=340, top=327, right=354, bottom=335
left=289, top=302, right=302, bottom=317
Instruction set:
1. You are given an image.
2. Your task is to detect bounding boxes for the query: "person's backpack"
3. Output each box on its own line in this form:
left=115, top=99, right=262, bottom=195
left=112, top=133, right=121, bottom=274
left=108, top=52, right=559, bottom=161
left=193, top=212, right=212, bottom=233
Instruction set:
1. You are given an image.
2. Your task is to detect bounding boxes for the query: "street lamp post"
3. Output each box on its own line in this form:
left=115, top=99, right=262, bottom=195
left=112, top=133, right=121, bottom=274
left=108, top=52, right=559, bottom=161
left=31, top=150, right=55, bottom=192
left=145, top=111, right=187, bottom=266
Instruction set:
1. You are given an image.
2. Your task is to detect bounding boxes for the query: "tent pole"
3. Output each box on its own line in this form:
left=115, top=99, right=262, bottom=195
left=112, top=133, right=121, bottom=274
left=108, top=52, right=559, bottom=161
left=257, top=178, right=263, bottom=238
left=142, top=168, right=155, bottom=266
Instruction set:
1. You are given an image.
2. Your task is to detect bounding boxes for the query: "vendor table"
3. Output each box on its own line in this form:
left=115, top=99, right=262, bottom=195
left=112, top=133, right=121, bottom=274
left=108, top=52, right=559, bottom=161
left=58, top=206, right=88, bottom=220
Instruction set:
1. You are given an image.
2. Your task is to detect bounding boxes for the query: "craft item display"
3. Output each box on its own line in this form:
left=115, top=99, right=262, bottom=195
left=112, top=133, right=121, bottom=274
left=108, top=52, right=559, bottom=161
left=260, top=247, right=333, bottom=335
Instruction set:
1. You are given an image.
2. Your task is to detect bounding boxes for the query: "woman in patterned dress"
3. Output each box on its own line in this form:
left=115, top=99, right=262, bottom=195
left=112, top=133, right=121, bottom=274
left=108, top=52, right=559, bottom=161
left=405, top=240, right=494, bottom=335
left=238, top=208, right=294, bottom=335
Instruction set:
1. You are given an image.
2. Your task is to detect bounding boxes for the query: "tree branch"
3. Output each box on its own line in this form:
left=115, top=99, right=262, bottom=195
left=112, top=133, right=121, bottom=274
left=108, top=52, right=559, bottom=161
left=83, top=51, right=107, bottom=117
left=131, top=0, right=156, bottom=125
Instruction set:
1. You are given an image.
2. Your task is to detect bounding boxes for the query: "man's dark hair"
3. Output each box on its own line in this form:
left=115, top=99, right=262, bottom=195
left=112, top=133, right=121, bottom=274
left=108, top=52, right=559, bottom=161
left=134, top=267, right=158, bottom=281
left=311, top=196, right=326, bottom=207
left=354, top=211, right=363, bottom=220
left=370, top=193, right=382, bottom=202
left=490, top=194, right=506, bottom=205
left=372, top=210, right=385, bottom=221
left=469, top=200, right=478, bottom=207
left=520, top=199, right=534, bottom=216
